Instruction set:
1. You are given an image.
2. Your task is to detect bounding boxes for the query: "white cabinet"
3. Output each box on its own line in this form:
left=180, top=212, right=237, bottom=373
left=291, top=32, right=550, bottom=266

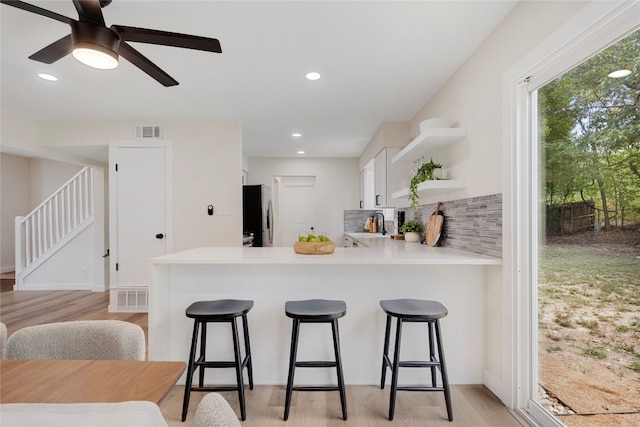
left=391, top=127, right=466, bottom=201
left=359, top=169, right=365, bottom=209
left=374, top=150, right=386, bottom=207
left=360, top=159, right=375, bottom=209
left=343, top=235, right=359, bottom=247
left=374, top=147, right=401, bottom=207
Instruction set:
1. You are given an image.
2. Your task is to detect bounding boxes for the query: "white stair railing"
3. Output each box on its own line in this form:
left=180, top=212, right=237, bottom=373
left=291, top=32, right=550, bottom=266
left=15, top=167, right=94, bottom=287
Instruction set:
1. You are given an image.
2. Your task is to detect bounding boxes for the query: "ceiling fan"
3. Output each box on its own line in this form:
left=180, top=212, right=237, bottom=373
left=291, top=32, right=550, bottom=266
left=0, top=0, right=222, bottom=86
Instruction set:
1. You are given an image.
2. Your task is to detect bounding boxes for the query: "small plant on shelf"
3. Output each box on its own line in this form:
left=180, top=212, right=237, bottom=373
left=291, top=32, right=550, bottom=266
left=408, top=158, right=443, bottom=211
left=400, top=219, right=424, bottom=234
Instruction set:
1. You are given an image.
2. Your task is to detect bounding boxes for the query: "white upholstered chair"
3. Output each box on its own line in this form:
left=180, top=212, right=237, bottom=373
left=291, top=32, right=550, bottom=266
left=0, top=396, right=240, bottom=427
left=6, top=320, right=145, bottom=360
left=0, top=401, right=167, bottom=427
left=194, top=393, right=241, bottom=427
left=0, top=322, right=7, bottom=358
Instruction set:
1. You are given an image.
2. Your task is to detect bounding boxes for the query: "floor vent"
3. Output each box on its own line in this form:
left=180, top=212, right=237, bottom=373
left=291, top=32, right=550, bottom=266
left=113, top=287, right=148, bottom=312
left=135, top=125, right=161, bottom=139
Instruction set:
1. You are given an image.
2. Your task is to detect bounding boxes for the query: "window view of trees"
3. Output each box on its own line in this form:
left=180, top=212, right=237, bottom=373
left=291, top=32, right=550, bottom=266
left=536, top=30, right=640, bottom=424
left=539, top=29, right=639, bottom=230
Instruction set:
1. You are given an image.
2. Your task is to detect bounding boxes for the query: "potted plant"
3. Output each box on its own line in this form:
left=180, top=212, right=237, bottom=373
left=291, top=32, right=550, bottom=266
left=400, top=219, right=424, bottom=243
left=408, top=158, right=443, bottom=211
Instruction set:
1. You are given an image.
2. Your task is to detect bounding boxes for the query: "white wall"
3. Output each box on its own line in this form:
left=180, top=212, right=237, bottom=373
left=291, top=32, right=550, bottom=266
left=29, top=158, right=83, bottom=209
left=410, top=1, right=588, bottom=201
left=358, top=122, right=409, bottom=170
left=0, top=154, right=81, bottom=272
left=167, top=121, right=243, bottom=249
left=247, top=157, right=359, bottom=243
left=40, top=119, right=243, bottom=250
left=2, top=115, right=242, bottom=289
left=406, top=0, right=588, bottom=404
left=0, top=153, right=30, bottom=271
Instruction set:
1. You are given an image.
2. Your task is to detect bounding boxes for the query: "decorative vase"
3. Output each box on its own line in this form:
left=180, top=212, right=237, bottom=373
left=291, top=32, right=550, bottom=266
left=404, top=232, right=420, bottom=243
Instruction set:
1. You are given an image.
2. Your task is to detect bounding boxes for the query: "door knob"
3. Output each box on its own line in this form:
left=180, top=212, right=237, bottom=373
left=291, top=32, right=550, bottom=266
left=155, top=233, right=164, bottom=239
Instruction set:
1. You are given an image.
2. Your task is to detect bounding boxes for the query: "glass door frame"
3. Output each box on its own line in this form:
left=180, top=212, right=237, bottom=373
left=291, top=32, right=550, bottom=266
left=503, top=2, right=639, bottom=426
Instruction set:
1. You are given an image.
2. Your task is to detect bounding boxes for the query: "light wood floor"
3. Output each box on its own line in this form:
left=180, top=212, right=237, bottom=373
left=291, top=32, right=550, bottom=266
left=0, top=289, right=524, bottom=426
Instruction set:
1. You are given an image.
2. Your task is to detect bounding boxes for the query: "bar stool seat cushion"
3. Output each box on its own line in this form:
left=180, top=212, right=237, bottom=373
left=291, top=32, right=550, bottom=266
left=285, top=299, right=346, bottom=321
left=186, top=300, right=254, bottom=320
left=380, top=299, right=447, bottom=320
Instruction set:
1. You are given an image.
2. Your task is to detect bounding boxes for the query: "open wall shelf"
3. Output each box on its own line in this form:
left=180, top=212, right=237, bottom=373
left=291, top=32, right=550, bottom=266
left=392, top=128, right=466, bottom=164
left=391, top=179, right=465, bottom=200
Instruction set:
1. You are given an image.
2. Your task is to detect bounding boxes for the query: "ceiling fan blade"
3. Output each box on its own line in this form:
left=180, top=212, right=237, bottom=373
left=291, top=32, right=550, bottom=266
left=112, top=25, right=222, bottom=53
left=72, top=0, right=105, bottom=25
left=119, top=41, right=178, bottom=87
left=28, top=34, right=73, bottom=64
left=0, top=0, right=74, bottom=25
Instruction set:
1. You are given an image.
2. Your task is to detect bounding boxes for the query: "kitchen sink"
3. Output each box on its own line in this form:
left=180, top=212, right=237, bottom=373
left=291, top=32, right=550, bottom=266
left=347, top=232, right=389, bottom=238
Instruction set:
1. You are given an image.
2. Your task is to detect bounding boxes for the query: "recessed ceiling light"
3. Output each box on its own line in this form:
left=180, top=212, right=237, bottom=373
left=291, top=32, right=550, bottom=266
left=297, top=150, right=305, bottom=154
left=607, top=69, right=631, bottom=78
left=292, top=133, right=302, bottom=137
left=305, top=72, right=321, bottom=81
left=38, top=73, right=58, bottom=81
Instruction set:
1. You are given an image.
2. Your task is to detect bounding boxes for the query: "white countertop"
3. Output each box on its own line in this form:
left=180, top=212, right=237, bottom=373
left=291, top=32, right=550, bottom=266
left=151, top=243, right=501, bottom=266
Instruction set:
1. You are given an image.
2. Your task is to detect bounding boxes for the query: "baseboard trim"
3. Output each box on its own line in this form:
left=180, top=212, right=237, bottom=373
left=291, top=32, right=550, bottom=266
left=484, top=370, right=506, bottom=406
left=15, top=282, right=102, bottom=292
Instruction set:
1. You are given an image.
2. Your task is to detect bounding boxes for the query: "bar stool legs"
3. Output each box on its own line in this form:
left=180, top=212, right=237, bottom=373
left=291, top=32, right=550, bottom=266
left=181, top=300, right=254, bottom=422
left=331, top=319, right=348, bottom=420
left=284, top=299, right=347, bottom=421
left=380, top=299, right=453, bottom=422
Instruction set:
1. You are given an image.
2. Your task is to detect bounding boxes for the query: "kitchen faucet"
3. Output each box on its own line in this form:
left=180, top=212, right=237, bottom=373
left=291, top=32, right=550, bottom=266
left=373, top=211, right=386, bottom=235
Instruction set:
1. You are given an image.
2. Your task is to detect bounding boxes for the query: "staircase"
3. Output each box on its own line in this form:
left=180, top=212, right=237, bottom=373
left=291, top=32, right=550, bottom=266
left=14, top=167, right=95, bottom=289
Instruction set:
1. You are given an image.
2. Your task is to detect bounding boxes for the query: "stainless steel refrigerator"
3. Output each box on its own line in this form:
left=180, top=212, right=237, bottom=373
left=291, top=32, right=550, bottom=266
left=242, top=184, right=273, bottom=247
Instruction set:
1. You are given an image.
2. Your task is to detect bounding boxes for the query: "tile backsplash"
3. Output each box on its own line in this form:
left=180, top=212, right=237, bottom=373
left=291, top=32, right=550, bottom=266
left=343, top=194, right=502, bottom=258
left=344, top=209, right=396, bottom=234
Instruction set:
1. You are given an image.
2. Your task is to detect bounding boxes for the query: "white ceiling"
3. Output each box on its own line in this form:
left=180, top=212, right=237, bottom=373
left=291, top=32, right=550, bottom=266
left=0, top=1, right=517, bottom=163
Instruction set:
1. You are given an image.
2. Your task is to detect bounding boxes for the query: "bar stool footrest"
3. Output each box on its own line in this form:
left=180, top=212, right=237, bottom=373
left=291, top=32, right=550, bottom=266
left=190, top=385, right=241, bottom=392
left=195, top=354, right=251, bottom=370
left=398, top=360, right=441, bottom=368
left=293, top=386, right=340, bottom=392
left=295, top=361, right=337, bottom=368
left=397, top=386, right=446, bottom=392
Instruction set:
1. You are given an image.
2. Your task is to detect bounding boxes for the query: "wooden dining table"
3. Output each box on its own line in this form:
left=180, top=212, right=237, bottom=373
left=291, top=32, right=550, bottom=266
left=0, top=359, right=186, bottom=404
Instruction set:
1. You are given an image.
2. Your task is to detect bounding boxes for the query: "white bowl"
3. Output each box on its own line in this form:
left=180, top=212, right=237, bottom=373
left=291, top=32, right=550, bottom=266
left=419, top=118, right=450, bottom=133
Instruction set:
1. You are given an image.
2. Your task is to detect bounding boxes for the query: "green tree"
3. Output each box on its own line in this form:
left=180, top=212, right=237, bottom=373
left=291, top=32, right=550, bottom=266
left=539, top=29, right=640, bottom=230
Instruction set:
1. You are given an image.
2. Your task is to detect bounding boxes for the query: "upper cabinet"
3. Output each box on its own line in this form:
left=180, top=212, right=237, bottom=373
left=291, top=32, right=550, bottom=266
left=374, top=147, right=401, bottom=208
left=360, top=159, right=375, bottom=209
left=391, top=128, right=466, bottom=164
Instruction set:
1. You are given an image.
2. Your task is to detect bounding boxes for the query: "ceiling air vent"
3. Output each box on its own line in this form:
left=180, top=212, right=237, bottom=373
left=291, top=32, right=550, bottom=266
left=135, top=125, right=161, bottom=139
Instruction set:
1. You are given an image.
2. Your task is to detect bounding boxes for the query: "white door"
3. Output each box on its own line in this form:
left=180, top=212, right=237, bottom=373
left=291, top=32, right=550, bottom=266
left=109, top=142, right=172, bottom=288
left=279, top=177, right=316, bottom=246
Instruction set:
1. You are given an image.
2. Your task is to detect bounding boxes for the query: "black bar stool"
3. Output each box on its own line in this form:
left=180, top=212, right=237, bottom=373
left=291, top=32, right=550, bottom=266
left=379, top=298, right=453, bottom=422
left=181, top=299, right=254, bottom=422
left=284, top=299, right=347, bottom=421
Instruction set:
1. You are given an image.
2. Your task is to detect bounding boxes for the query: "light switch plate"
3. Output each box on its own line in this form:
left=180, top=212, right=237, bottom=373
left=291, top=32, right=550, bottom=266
left=216, top=207, right=233, bottom=216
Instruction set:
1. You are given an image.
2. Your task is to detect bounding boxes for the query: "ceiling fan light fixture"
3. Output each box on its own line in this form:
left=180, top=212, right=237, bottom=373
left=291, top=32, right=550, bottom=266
left=71, top=21, right=120, bottom=70
left=72, top=45, right=118, bottom=69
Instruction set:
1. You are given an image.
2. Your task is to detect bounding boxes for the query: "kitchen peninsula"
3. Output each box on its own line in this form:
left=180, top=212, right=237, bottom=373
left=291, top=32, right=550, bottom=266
left=149, top=243, right=501, bottom=387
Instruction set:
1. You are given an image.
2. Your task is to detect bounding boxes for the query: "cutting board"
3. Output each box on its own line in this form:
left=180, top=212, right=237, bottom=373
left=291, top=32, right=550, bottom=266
left=426, top=202, right=444, bottom=247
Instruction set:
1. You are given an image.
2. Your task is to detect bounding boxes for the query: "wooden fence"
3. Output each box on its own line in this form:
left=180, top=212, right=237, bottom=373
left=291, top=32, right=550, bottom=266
left=546, top=201, right=596, bottom=234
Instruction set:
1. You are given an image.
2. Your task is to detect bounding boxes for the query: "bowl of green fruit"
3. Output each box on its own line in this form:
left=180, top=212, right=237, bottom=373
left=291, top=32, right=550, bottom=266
left=294, top=233, right=335, bottom=255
